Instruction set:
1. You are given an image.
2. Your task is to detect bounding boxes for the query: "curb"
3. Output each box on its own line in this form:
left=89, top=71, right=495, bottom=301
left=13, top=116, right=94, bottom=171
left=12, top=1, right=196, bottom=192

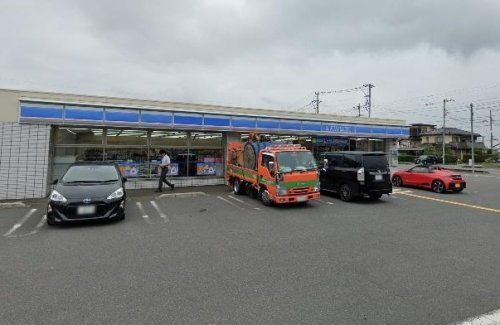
left=0, top=201, right=26, bottom=209
left=159, top=192, right=208, bottom=198
left=445, top=168, right=489, bottom=174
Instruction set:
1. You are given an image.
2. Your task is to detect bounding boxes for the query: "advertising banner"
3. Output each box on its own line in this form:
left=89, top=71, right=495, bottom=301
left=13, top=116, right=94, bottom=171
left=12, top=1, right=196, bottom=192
left=196, top=162, right=223, bottom=176
left=118, top=162, right=142, bottom=178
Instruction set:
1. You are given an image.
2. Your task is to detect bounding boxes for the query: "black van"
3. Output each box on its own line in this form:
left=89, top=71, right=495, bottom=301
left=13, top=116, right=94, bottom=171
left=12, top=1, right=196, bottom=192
left=319, top=151, right=392, bottom=201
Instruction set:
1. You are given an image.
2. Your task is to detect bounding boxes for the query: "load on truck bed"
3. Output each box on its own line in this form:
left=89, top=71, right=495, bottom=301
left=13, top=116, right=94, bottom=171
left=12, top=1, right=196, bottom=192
left=226, top=140, right=320, bottom=206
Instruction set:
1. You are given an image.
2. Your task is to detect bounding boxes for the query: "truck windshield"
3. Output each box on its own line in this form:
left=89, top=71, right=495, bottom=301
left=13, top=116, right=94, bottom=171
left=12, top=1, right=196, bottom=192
left=362, top=155, right=388, bottom=169
left=276, top=151, right=317, bottom=173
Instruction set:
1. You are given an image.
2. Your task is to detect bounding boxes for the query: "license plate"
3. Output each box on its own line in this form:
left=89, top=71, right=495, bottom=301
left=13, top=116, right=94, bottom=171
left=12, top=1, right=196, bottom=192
left=375, top=175, right=383, bottom=181
left=455, top=182, right=461, bottom=188
left=297, top=195, right=307, bottom=202
left=77, top=205, right=96, bottom=215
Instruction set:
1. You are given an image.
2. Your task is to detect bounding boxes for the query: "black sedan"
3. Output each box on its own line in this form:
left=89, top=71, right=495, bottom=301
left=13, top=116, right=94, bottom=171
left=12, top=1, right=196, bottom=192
left=47, top=162, right=126, bottom=225
left=415, top=155, right=442, bottom=166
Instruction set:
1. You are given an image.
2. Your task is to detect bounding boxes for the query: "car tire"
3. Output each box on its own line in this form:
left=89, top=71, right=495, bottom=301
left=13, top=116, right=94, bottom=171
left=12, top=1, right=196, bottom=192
left=392, top=176, right=403, bottom=187
left=233, top=179, right=244, bottom=195
left=369, top=194, right=382, bottom=200
left=432, top=180, right=445, bottom=193
left=46, top=216, right=56, bottom=226
left=339, top=184, right=353, bottom=202
left=260, top=189, right=272, bottom=206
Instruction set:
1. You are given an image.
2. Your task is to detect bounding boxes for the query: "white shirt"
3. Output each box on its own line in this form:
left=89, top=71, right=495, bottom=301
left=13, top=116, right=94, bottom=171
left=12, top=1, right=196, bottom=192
left=160, top=154, right=171, bottom=167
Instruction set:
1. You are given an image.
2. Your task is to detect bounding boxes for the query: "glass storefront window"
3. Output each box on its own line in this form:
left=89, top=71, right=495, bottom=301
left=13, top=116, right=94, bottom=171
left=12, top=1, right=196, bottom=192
left=150, top=131, right=187, bottom=146
left=55, top=127, right=103, bottom=145
left=52, top=127, right=224, bottom=180
left=104, top=147, right=149, bottom=178
left=188, top=149, right=224, bottom=177
left=190, top=132, right=222, bottom=147
left=52, top=147, right=103, bottom=181
left=106, top=129, right=148, bottom=146
left=149, top=148, right=186, bottom=177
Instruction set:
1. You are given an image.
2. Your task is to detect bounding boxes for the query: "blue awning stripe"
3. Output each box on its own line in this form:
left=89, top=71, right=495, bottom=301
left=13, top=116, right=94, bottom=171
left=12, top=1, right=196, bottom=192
left=18, top=102, right=409, bottom=137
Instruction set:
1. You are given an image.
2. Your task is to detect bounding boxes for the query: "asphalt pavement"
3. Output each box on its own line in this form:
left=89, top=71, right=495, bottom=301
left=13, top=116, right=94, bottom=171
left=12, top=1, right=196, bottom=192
left=1, top=176, right=500, bottom=324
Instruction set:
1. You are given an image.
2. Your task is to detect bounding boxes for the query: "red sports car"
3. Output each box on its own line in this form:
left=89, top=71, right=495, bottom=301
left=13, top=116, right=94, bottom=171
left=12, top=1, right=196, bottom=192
left=392, top=165, right=466, bottom=193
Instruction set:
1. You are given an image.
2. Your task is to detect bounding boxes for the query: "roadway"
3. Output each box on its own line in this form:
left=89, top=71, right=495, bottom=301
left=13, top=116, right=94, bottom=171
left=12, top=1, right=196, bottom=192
left=0, top=173, right=499, bottom=324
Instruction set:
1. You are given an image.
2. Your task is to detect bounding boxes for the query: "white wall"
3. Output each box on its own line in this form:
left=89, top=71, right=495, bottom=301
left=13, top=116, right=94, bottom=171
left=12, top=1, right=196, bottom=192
left=0, top=122, right=51, bottom=200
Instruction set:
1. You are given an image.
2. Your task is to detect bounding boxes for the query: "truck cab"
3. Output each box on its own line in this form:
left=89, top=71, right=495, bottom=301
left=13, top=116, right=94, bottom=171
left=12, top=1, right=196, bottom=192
left=257, top=146, right=320, bottom=205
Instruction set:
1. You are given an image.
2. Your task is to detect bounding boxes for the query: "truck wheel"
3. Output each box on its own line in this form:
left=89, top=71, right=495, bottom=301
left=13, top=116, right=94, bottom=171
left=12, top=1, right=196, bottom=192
left=233, top=179, right=244, bottom=195
left=260, top=189, right=272, bottom=206
left=339, top=184, right=353, bottom=202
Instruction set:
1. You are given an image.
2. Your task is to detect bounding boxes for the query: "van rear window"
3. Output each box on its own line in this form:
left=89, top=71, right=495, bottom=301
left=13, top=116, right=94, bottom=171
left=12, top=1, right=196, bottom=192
left=362, top=155, right=388, bottom=169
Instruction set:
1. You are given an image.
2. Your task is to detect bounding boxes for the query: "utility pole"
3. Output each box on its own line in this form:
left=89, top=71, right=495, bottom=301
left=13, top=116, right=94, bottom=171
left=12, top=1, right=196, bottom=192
left=313, top=91, right=321, bottom=115
left=353, top=104, right=361, bottom=117
left=363, top=84, right=375, bottom=118
left=490, top=109, right=494, bottom=149
left=470, top=103, right=475, bottom=173
left=442, top=98, right=454, bottom=165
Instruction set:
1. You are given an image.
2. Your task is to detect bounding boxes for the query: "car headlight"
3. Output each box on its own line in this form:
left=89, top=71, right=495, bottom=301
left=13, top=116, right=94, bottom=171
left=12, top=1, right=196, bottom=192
left=107, top=187, right=124, bottom=200
left=277, top=185, right=288, bottom=196
left=49, top=190, right=67, bottom=203
left=313, top=181, right=320, bottom=192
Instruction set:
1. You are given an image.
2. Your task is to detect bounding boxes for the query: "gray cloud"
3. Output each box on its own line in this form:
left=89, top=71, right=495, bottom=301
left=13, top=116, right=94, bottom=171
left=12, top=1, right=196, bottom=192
left=0, top=0, right=499, bottom=139
left=72, top=0, right=500, bottom=65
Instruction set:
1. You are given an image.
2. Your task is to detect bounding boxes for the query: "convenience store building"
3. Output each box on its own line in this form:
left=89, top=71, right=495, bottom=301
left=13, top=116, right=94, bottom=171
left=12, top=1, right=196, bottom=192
left=0, top=88, right=409, bottom=200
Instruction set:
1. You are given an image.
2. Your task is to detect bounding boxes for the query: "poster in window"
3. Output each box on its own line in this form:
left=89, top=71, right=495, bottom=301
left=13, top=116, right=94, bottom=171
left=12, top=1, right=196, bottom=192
left=118, top=162, right=142, bottom=177
left=196, top=162, right=217, bottom=176
left=151, top=160, right=179, bottom=176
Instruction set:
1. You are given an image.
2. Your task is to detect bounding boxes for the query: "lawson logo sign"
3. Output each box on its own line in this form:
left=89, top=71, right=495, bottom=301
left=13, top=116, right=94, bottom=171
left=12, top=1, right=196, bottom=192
left=321, top=124, right=355, bottom=134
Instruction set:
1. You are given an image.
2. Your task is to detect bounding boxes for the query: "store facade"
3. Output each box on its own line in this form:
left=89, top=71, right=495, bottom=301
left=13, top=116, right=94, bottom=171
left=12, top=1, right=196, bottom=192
left=0, top=89, right=409, bottom=200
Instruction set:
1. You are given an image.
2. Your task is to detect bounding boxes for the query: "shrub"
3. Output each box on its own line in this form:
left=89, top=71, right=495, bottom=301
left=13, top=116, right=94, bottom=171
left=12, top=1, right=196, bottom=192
left=397, top=154, right=416, bottom=162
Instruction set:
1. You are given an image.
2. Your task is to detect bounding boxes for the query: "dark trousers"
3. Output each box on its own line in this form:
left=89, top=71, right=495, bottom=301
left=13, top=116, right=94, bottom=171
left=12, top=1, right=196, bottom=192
left=158, top=167, right=173, bottom=190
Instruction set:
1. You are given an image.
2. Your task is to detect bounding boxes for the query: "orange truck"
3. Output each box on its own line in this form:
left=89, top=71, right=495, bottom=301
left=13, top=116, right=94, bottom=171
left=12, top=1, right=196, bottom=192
left=226, top=140, right=320, bottom=205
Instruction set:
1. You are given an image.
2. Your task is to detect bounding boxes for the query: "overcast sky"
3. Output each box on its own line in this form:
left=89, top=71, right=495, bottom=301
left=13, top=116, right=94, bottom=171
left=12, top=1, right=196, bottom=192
left=1, top=0, right=499, bottom=141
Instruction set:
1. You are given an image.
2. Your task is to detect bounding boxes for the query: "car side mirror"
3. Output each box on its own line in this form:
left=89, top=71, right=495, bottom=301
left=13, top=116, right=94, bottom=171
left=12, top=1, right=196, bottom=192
left=268, top=161, right=275, bottom=176
left=122, top=177, right=128, bottom=183
left=52, top=179, right=58, bottom=185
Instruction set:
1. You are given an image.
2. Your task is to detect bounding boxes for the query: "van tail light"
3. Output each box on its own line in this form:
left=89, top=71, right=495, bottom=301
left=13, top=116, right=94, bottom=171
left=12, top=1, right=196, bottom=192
left=357, top=168, right=365, bottom=182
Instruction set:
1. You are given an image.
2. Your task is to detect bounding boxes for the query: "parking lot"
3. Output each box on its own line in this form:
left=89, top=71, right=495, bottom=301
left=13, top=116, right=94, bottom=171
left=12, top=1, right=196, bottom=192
left=1, top=172, right=500, bottom=324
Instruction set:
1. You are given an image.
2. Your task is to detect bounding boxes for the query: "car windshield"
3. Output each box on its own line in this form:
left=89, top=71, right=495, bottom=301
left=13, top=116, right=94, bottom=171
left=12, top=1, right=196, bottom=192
left=276, top=151, right=317, bottom=172
left=62, top=165, right=120, bottom=183
left=362, top=154, right=388, bottom=169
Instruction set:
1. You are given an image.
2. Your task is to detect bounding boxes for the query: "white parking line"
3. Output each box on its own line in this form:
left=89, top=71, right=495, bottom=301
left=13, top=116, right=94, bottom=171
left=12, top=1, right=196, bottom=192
left=136, top=202, right=152, bottom=224
left=217, top=196, right=244, bottom=209
left=228, top=195, right=262, bottom=210
left=456, top=307, right=500, bottom=324
left=21, top=215, right=47, bottom=237
left=150, top=200, right=168, bottom=223
left=3, top=209, right=37, bottom=237
left=318, top=199, right=334, bottom=205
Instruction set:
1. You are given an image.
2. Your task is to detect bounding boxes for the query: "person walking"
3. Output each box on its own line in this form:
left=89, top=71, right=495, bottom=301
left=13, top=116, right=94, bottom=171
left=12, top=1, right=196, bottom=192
left=155, top=149, right=175, bottom=192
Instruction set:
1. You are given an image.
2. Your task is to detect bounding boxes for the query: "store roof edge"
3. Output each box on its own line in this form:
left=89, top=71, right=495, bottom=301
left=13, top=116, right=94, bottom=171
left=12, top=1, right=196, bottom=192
left=1, top=87, right=407, bottom=127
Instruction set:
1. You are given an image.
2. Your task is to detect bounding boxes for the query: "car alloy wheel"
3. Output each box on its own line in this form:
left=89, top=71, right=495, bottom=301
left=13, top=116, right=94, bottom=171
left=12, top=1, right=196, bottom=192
left=339, top=184, right=352, bottom=202
left=392, top=176, right=402, bottom=187
left=432, top=180, right=445, bottom=193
